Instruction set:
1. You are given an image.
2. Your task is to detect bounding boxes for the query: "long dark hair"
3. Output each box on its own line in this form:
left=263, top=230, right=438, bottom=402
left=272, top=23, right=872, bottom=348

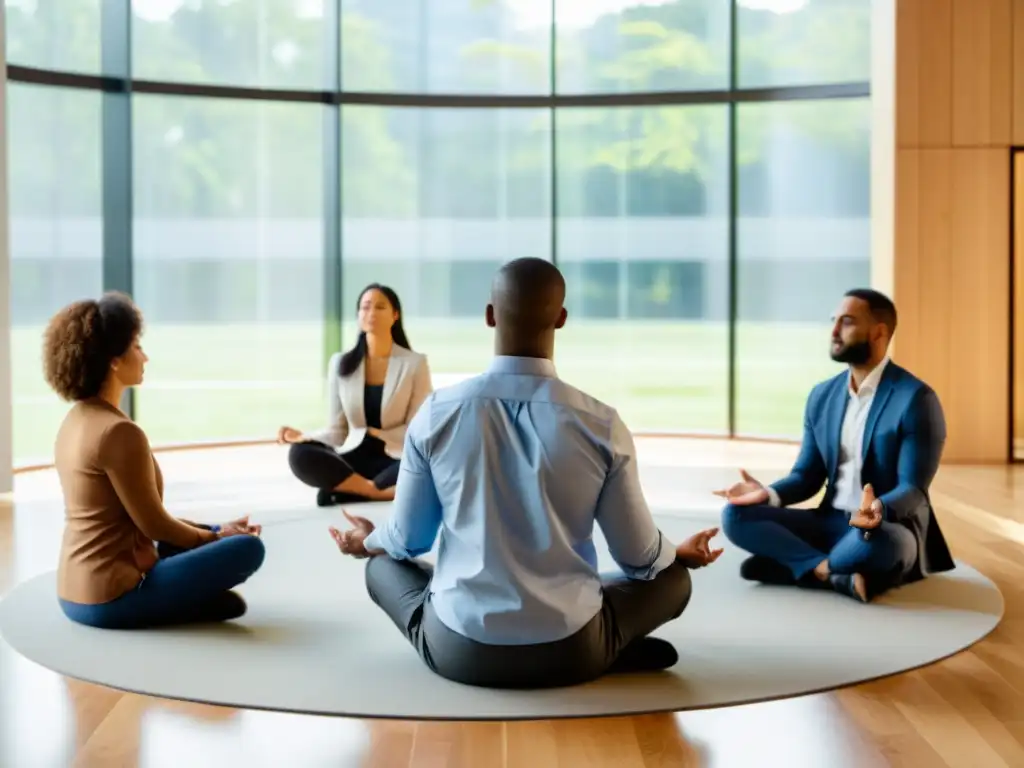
left=338, top=283, right=412, bottom=377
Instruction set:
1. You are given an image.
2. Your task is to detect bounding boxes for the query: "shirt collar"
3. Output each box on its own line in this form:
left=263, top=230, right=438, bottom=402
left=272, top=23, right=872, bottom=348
left=849, top=356, right=889, bottom=397
left=488, top=355, right=558, bottom=378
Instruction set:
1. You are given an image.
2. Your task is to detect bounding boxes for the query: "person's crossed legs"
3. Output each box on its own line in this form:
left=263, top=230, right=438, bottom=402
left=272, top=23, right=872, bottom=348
left=59, top=534, right=267, bottom=629
left=288, top=440, right=397, bottom=505
left=363, top=555, right=693, bottom=689
left=721, top=503, right=917, bottom=601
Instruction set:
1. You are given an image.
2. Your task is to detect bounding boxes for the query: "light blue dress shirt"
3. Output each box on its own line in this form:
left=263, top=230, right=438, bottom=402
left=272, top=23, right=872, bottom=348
left=363, top=355, right=678, bottom=646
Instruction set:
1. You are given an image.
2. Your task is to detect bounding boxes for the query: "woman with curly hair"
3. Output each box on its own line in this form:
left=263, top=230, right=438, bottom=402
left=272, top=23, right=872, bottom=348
left=43, top=291, right=266, bottom=629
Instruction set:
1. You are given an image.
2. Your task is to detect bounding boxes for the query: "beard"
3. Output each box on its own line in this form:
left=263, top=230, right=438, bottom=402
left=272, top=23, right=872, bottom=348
left=830, top=339, right=872, bottom=365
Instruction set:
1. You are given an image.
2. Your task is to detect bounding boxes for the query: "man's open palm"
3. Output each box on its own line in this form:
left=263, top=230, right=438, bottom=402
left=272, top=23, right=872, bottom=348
left=676, top=527, right=724, bottom=569
left=328, top=511, right=377, bottom=558
left=713, top=469, right=768, bottom=506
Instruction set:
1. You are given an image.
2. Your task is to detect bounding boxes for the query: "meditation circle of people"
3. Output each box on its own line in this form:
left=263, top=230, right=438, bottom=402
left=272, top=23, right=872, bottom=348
left=3, top=260, right=998, bottom=714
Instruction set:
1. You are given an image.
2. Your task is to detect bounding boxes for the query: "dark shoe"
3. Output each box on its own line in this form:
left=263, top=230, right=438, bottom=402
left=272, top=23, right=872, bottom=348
left=829, top=573, right=870, bottom=603
left=607, top=637, right=679, bottom=674
left=317, top=490, right=375, bottom=507
left=195, top=590, right=249, bottom=622
left=739, top=555, right=796, bottom=585
left=147, top=591, right=249, bottom=628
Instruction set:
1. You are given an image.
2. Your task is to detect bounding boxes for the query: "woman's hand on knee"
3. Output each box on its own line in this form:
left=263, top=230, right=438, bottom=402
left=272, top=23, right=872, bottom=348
left=277, top=426, right=307, bottom=444
left=217, top=515, right=262, bottom=538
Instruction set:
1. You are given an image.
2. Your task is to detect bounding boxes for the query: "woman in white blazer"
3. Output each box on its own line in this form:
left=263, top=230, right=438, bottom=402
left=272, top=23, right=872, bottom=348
left=276, top=284, right=433, bottom=506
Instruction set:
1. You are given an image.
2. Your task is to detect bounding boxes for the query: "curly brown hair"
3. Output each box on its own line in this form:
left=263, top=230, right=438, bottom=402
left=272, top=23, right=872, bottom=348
left=42, top=291, right=143, bottom=402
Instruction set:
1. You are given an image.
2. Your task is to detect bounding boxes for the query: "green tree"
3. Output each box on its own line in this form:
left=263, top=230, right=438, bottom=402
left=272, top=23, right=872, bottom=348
left=460, top=0, right=869, bottom=188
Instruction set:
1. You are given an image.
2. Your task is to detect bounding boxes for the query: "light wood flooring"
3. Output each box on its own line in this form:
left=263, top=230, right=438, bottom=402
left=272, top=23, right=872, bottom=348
left=1, top=438, right=1022, bottom=768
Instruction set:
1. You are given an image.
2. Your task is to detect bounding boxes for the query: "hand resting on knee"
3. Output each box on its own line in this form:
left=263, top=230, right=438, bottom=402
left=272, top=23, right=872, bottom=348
left=675, top=528, right=724, bottom=569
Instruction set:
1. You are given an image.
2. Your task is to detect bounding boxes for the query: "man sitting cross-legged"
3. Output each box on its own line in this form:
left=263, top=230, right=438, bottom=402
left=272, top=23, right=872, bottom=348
left=328, top=257, right=722, bottom=689
left=719, top=289, right=955, bottom=603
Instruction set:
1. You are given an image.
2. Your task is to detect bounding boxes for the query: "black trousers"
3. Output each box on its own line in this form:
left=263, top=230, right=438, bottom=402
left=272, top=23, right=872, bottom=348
left=364, top=555, right=693, bottom=689
left=288, top=439, right=400, bottom=496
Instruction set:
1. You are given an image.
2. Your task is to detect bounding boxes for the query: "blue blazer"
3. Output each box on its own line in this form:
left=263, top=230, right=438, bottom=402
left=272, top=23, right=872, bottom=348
left=770, top=361, right=955, bottom=582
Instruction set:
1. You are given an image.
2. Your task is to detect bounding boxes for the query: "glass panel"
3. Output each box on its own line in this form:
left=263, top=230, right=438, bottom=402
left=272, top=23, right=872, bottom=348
left=556, top=105, right=730, bottom=432
left=340, top=106, right=552, bottom=387
left=556, top=0, right=730, bottom=94
left=737, top=0, right=870, bottom=88
left=4, top=0, right=877, bottom=450
left=735, top=97, right=871, bottom=437
left=8, top=84, right=103, bottom=464
left=132, top=0, right=329, bottom=89
left=340, top=0, right=551, bottom=95
left=4, top=0, right=102, bottom=75
left=131, top=95, right=326, bottom=444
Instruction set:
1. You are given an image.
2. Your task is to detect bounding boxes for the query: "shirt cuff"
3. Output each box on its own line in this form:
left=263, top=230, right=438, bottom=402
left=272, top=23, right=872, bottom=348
left=620, top=531, right=677, bottom=580
left=765, top=486, right=782, bottom=507
left=651, top=531, right=679, bottom=575
left=363, top=528, right=395, bottom=559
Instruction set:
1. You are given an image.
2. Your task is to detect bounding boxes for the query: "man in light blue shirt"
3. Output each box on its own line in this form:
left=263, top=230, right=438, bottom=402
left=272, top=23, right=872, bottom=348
left=330, top=257, right=722, bottom=689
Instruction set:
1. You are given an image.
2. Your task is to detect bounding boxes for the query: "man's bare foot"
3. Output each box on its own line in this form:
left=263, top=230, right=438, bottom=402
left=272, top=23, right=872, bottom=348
left=333, top=475, right=378, bottom=499
left=813, top=559, right=831, bottom=581
left=373, top=485, right=396, bottom=501
left=330, top=475, right=395, bottom=502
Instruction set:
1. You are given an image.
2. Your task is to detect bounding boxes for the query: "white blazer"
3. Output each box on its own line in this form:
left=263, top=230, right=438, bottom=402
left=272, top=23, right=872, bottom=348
left=311, top=344, right=433, bottom=459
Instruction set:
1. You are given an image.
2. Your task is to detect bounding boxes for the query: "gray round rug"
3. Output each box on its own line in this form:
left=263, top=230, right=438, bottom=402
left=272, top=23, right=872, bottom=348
left=0, top=513, right=1004, bottom=720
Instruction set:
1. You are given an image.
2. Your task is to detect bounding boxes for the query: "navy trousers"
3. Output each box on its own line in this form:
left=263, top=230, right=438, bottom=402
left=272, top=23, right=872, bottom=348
left=59, top=534, right=266, bottom=630
left=721, top=503, right=918, bottom=583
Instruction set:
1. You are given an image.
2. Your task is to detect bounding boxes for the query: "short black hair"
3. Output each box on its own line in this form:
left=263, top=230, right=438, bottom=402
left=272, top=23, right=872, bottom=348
left=490, top=257, right=566, bottom=333
left=42, top=291, right=143, bottom=401
left=844, top=288, right=897, bottom=335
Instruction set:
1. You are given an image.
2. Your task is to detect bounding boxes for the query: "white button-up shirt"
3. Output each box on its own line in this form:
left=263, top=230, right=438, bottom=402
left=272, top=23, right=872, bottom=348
left=768, top=357, right=889, bottom=512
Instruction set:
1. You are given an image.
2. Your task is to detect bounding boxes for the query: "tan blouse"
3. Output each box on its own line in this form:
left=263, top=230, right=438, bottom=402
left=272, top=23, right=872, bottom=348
left=54, top=397, right=217, bottom=604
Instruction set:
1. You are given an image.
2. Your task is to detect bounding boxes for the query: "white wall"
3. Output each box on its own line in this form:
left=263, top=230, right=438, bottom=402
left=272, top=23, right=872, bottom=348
left=0, top=2, right=12, bottom=495
left=870, top=0, right=896, bottom=300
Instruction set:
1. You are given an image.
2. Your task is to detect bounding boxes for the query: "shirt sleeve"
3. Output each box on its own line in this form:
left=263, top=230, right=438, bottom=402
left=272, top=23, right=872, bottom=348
left=100, top=420, right=217, bottom=548
left=364, top=396, right=443, bottom=559
left=593, top=413, right=677, bottom=580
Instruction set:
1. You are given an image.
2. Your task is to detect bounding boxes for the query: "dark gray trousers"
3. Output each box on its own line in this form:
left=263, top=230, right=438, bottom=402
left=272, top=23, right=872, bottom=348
left=364, top=555, right=693, bottom=689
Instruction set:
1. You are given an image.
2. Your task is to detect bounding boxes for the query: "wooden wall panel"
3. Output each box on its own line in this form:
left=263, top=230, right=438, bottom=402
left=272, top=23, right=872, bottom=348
left=912, top=152, right=953, bottom=408
left=893, top=150, right=1009, bottom=462
left=894, top=150, right=949, bottom=451
left=892, top=150, right=922, bottom=371
left=896, top=0, right=952, bottom=147
left=1015, top=154, right=1024, bottom=458
left=1015, top=0, right=1024, bottom=144
left=951, top=0, right=1013, bottom=147
left=887, top=0, right=1017, bottom=463
left=948, top=151, right=1011, bottom=461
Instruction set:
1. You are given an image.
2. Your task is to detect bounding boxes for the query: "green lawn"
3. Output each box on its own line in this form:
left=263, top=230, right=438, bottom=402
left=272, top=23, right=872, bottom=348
left=11, top=319, right=840, bottom=465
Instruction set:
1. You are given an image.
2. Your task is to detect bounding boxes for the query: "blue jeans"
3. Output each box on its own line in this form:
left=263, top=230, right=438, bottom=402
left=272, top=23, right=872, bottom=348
left=721, top=503, right=918, bottom=583
left=59, top=534, right=266, bottom=630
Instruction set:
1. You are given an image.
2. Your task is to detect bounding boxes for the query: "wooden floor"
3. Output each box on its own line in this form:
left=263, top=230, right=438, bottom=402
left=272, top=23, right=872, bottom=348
left=1, top=438, right=1022, bottom=768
